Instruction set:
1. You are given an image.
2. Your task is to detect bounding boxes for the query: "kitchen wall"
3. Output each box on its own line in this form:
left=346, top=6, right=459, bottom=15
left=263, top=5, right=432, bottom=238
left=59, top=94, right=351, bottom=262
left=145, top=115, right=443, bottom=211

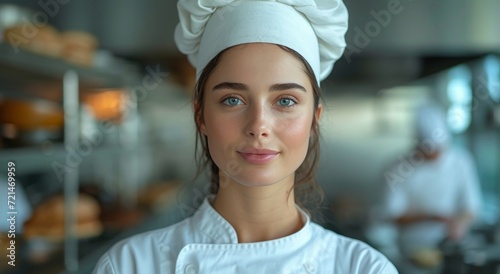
left=4, top=0, right=500, bottom=57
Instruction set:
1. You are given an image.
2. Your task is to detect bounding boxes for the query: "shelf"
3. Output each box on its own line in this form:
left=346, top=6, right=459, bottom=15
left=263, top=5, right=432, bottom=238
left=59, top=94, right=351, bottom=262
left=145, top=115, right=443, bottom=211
left=1, top=202, right=187, bottom=274
left=0, top=41, right=138, bottom=175
left=0, top=42, right=125, bottom=90
left=0, top=40, right=143, bottom=273
left=0, top=144, right=126, bottom=176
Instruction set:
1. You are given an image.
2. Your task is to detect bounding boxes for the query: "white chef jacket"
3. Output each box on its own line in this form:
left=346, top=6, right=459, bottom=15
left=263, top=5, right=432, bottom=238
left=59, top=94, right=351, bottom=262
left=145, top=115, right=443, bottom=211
left=93, top=196, right=398, bottom=274
left=384, top=147, right=482, bottom=255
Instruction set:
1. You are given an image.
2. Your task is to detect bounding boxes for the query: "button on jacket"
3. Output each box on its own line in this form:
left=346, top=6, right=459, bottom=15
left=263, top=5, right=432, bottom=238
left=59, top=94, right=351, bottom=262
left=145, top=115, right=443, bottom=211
left=93, top=197, right=398, bottom=274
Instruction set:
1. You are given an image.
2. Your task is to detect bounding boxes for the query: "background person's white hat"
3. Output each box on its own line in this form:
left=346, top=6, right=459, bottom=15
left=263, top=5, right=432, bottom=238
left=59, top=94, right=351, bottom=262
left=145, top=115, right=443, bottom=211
left=415, top=102, right=451, bottom=152
left=174, top=0, right=348, bottom=85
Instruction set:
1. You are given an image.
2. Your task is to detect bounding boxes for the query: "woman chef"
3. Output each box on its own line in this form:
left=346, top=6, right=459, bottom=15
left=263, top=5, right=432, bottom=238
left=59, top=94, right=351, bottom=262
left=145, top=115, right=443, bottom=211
left=93, top=0, right=398, bottom=273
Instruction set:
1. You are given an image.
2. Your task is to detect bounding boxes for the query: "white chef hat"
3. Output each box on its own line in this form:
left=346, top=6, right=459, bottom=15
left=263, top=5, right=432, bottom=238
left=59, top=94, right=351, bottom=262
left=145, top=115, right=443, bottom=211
left=415, top=102, right=451, bottom=152
left=174, top=0, right=348, bottom=85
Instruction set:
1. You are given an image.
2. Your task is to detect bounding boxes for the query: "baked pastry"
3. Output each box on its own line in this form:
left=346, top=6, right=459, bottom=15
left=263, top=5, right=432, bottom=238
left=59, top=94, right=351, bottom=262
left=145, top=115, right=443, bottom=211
left=0, top=233, right=12, bottom=270
left=410, top=248, right=443, bottom=268
left=100, top=205, right=145, bottom=232
left=138, top=181, right=181, bottom=212
left=61, top=31, right=98, bottom=67
left=61, top=31, right=97, bottom=51
left=0, top=98, right=63, bottom=131
left=3, top=24, right=63, bottom=57
left=81, top=89, right=126, bottom=122
left=23, top=194, right=103, bottom=241
left=0, top=233, right=9, bottom=256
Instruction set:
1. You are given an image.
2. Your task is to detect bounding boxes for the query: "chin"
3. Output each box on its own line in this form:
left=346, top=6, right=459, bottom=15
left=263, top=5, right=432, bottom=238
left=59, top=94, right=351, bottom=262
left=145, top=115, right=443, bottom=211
left=236, top=178, right=279, bottom=188
left=222, top=169, right=293, bottom=188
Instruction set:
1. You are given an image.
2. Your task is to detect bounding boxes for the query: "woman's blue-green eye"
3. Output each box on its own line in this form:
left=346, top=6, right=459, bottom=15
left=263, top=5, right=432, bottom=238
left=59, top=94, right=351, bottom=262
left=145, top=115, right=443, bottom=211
left=223, top=97, right=243, bottom=106
left=278, top=98, right=295, bottom=107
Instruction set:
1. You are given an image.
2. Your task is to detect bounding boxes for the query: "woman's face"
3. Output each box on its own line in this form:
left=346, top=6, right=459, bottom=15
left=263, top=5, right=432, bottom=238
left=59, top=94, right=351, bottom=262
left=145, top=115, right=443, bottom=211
left=199, top=43, right=322, bottom=188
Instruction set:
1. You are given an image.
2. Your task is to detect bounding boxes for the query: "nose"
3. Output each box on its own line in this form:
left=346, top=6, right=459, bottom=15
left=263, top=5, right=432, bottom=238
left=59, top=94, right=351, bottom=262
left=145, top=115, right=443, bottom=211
left=245, top=104, right=270, bottom=138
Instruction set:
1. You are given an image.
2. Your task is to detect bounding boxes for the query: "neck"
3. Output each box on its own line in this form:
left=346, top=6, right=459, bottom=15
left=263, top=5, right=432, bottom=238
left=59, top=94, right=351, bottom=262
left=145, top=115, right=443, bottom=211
left=212, top=173, right=304, bottom=243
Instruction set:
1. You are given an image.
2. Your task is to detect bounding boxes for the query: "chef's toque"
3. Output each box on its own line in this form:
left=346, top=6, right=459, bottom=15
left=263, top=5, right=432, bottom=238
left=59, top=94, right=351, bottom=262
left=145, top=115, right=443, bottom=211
left=174, top=0, right=348, bottom=85
left=416, top=103, right=451, bottom=151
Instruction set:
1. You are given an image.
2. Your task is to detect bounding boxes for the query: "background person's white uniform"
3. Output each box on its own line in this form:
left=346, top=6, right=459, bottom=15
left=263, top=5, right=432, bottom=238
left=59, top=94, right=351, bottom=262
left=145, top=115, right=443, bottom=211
left=384, top=103, right=482, bottom=257
left=385, top=148, right=482, bottom=255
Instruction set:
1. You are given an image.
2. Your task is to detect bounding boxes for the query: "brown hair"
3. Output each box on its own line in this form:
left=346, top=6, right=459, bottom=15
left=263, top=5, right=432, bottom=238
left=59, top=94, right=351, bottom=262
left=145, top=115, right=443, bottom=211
left=192, top=44, right=324, bottom=210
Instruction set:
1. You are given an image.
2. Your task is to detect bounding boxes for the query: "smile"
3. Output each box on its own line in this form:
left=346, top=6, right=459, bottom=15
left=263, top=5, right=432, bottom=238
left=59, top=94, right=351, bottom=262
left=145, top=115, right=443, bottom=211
left=237, top=148, right=279, bottom=164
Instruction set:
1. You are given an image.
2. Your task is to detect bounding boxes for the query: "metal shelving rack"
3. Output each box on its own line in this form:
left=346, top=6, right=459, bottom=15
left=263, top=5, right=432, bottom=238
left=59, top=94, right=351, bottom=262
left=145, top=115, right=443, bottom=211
left=0, top=43, right=124, bottom=90
left=0, top=42, right=135, bottom=272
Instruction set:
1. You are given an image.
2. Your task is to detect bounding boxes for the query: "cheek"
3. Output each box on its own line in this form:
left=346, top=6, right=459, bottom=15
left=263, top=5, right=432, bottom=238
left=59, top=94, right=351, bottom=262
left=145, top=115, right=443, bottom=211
left=204, top=108, right=238, bottom=138
left=277, top=114, right=313, bottom=148
left=203, top=110, right=239, bottom=162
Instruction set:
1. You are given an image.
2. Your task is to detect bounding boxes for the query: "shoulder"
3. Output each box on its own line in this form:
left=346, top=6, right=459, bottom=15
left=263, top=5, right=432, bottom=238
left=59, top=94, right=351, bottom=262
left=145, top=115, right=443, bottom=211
left=334, top=233, right=398, bottom=274
left=443, top=146, right=471, bottom=162
left=443, top=147, right=477, bottom=172
left=93, top=218, right=192, bottom=274
left=310, top=224, right=399, bottom=274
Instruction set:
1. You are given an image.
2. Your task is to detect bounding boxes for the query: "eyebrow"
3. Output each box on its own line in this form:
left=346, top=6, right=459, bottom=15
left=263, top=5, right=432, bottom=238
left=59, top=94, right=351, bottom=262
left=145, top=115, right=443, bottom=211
left=212, top=82, right=307, bottom=92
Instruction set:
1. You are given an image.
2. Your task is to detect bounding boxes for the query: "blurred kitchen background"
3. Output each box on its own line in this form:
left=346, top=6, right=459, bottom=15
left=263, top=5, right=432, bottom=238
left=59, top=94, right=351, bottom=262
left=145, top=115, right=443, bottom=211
left=0, top=0, right=499, bottom=273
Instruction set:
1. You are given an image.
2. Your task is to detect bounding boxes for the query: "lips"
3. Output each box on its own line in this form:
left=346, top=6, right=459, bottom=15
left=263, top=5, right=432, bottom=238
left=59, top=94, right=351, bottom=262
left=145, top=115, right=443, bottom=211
left=237, top=148, right=279, bottom=164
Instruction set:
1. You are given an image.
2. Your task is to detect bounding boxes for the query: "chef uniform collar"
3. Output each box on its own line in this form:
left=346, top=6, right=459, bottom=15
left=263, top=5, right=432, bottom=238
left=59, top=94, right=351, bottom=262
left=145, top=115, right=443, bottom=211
left=190, top=195, right=312, bottom=246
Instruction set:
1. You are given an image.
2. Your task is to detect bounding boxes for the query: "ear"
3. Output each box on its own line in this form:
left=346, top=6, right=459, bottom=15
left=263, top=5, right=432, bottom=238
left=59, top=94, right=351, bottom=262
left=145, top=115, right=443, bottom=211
left=315, top=103, right=323, bottom=123
left=199, top=120, right=207, bottom=135
left=194, top=100, right=207, bottom=135
left=310, top=103, right=323, bottom=137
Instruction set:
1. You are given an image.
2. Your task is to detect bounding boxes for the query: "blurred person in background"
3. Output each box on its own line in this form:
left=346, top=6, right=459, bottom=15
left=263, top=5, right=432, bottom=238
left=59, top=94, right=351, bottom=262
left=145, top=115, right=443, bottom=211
left=383, top=102, right=482, bottom=272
